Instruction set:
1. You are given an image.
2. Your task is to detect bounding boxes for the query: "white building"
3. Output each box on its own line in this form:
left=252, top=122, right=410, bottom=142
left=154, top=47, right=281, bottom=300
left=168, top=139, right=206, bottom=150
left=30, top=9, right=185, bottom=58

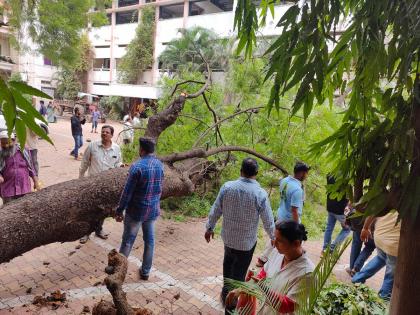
left=87, top=0, right=292, bottom=102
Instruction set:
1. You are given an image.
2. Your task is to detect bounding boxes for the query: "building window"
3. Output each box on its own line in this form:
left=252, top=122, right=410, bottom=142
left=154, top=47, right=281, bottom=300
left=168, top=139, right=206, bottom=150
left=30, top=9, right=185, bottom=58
left=93, top=82, right=110, bottom=86
left=118, top=44, right=128, bottom=48
left=189, top=0, right=234, bottom=15
left=118, top=0, right=139, bottom=7
left=93, top=58, right=111, bottom=70
left=159, top=4, right=184, bottom=20
left=95, top=45, right=111, bottom=49
left=116, top=10, right=138, bottom=24
left=43, top=57, right=53, bottom=66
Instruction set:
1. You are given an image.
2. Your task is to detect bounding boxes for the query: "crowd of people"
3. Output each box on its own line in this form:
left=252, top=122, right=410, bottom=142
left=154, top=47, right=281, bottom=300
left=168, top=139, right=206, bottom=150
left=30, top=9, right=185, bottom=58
left=0, top=100, right=399, bottom=314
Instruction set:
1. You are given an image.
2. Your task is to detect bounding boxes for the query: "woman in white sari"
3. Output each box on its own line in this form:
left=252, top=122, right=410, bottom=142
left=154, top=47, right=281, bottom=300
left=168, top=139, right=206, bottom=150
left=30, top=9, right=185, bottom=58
left=227, top=221, right=314, bottom=315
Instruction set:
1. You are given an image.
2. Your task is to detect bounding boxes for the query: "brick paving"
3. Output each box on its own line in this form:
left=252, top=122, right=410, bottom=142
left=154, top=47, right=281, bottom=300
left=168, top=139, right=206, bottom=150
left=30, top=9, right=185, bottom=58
left=0, top=119, right=384, bottom=314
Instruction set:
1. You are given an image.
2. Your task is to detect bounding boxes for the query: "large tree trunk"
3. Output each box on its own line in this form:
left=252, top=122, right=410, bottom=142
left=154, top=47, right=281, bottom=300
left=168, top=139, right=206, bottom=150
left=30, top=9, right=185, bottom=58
left=390, top=76, right=420, bottom=315
left=0, top=165, right=194, bottom=264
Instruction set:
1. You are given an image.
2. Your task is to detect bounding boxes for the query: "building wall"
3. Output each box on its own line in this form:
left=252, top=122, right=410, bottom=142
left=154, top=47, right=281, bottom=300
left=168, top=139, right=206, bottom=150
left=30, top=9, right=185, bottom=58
left=87, top=0, right=294, bottom=99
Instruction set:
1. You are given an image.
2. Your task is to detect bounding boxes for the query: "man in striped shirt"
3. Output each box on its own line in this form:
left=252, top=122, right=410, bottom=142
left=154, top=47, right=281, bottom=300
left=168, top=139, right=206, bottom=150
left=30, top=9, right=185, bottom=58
left=115, top=137, right=164, bottom=280
left=205, top=158, right=275, bottom=309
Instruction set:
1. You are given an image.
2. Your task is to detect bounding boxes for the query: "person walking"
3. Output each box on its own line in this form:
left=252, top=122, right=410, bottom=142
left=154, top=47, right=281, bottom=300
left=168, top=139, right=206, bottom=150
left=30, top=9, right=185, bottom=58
left=0, top=132, right=40, bottom=204
left=204, top=158, right=275, bottom=311
left=46, top=101, right=56, bottom=123
left=122, top=116, right=134, bottom=145
left=70, top=108, right=86, bottom=160
left=322, top=175, right=351, bottom=253
left=115, top=137, right=164, bottom=280
left=256, top=162, right=310, bottom=267
left=38, top=100, right=47, bottom=118
left=352, top=212, right=401, bottom=300
left=79, top=125, right=123, bottom=243
left=91, top=107, right=101, bottom=133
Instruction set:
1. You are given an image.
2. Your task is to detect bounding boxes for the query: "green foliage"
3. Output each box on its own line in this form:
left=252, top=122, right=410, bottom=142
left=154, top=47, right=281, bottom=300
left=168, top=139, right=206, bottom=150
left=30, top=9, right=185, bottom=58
left=6, top=0, right=108, bottom=67
left=99, top=96, right=125, bottom=120
left=235, top=0, right=420, bottom=220
left=312, top=283, right=387, bottom=315
left=118, top=7, right=155, bottom=84
left=159, top=26, right=230, bottom=72
left=161, top=194, right=215, bottom=218
left=8, top=72, right=23, bottom=82
left=0, top=76, right=52, bottom=147
left=55, top=69, right=81, bottom=100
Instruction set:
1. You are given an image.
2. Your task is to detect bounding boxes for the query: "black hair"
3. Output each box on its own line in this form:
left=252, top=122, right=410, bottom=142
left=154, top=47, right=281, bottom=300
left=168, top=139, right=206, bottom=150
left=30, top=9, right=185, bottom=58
left=40, top=100, right=45, bottom=104
left=74, top=107, right=80, bottom=113
left=294, top=161, right=310, bottom=174
left=102, top=125, right=114, bottom=135
left=275, top=220, right=308, bottom=242
left=241, top=158, right=259, bottom=177
left=139, top=137, right=155, bottom=154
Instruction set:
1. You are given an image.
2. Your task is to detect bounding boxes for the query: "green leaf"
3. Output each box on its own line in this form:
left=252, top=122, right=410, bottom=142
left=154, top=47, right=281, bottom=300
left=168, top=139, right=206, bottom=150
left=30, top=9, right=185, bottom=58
left=9, top=81, right=53, bottom=99
left=14, top=118, right=27, bottom=148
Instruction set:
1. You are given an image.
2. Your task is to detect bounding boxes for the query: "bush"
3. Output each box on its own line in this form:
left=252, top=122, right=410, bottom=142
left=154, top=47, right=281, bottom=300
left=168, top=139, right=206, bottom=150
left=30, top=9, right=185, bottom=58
left=312, top=283, right=388, bottom=315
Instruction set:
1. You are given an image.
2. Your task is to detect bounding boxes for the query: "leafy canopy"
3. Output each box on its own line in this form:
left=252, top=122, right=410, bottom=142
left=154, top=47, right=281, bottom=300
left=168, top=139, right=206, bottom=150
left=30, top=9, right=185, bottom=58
left=235, top=0, right=420, bottom=219
left=118, top=7, right=155, bottom=84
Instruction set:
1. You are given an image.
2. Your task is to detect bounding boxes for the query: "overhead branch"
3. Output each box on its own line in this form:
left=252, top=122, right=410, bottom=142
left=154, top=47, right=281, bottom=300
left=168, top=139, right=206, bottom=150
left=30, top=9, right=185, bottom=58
left=202, top=92, right=223, bottom=145
left=160, top=145, right=288, bottom=175
left=186, top=61, right=212, bottom=99
left=179, top=114, right=210, bottom=127
left=193, top=106, right=264, bottom=147
left=170, top=80, right=205, bottom=97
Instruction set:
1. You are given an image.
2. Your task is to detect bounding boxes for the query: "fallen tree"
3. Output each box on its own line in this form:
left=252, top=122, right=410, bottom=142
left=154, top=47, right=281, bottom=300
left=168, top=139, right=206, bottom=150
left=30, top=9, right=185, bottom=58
left=0, top=67, right=287, bottom=264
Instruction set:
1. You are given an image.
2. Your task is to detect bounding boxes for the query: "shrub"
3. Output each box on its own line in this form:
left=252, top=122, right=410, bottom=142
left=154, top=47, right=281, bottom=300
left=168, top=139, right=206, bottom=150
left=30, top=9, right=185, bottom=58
left=312, top=283, right=387, bottom=315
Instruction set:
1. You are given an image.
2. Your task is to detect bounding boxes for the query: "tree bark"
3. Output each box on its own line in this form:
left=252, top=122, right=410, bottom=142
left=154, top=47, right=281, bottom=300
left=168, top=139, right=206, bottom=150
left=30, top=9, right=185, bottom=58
left=390, top=75, right=420, bottom=315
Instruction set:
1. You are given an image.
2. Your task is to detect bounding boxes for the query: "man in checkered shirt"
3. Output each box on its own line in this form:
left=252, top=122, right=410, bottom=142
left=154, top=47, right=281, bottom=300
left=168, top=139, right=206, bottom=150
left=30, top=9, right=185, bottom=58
left=204, top=158, right=275, bottom=309
left=115, top=137, right=164, bottom=280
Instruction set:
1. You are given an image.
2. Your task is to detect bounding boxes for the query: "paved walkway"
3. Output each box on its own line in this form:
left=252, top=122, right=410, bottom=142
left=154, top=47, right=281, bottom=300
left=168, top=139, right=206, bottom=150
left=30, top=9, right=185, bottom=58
left=0, top=119, right=383, bottom=314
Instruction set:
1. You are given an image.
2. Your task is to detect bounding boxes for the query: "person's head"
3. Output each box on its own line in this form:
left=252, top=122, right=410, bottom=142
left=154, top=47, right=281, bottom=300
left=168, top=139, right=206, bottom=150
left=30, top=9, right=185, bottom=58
left=0, top=132, right=15, bottom=151
left=294, top=161, right=310, bottom=181
left=124, top=115, right=132, bottom=123
left=101, top=125, right=114, bottom=142
left=240, top=158, right=259, bottom=178
left=74, top=107, right=80, bottom=116
left=139, top=137, right=156, bottom=157
left=273, top=220, right=308, bottom=256
left=40, top=100, right=44, bottom=106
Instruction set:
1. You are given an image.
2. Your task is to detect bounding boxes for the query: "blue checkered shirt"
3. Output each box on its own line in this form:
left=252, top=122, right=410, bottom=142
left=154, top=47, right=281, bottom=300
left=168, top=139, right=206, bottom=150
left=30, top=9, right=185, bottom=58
left=206, top=177, right=275, bottom=251
left=116, top=155, right=164, bottom=222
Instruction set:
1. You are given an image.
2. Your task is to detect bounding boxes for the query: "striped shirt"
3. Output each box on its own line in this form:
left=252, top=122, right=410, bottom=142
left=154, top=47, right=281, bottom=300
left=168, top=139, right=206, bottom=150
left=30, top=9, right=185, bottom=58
left=116, top=155, right=164, bottom=222
left=206, top=177, right=275, bottom=251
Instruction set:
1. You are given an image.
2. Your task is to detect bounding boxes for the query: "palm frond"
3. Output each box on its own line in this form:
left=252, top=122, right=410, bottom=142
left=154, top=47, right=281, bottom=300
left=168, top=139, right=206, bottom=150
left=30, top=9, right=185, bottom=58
left=297, top=238, right=352, bottom=315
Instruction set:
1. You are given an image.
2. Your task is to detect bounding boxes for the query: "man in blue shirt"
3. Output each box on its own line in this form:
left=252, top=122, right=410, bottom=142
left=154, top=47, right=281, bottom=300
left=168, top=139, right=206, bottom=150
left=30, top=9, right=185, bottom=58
left=277, top=162, right=310, bottom=222
left=115, top=137, right=164, bottom=280
left=256, top=161, right=310, bottom=267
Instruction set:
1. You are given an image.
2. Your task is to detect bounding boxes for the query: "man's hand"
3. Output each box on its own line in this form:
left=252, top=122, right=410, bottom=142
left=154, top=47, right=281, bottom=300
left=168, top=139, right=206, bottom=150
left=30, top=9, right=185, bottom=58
left=204, top=230, right=214, bottom=243
left=0, top=176, right=4, bottom=184
left=115, top=214, right=124, bottom=222
left=33, top=178, right=41, bottom=191
left=360, top=228, right=372, bottom=243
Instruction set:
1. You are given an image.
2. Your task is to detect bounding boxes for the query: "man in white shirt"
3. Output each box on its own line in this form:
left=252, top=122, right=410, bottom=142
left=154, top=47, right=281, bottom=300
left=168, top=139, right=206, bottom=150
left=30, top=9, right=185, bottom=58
left=79, top=125, right=123, bottom=243
left=26, top=129, right=39, bottom=176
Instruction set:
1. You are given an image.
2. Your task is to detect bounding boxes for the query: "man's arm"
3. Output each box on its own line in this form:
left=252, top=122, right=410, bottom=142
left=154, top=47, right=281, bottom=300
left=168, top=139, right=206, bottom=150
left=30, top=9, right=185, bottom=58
left=79, top=143, right=92, bottom=178
left=259, top=193, right=275, bottom=240
left=290, top=189, right=303, bottom=222
left=360, top=216, right=376, bottom=242
left=114, top=146, right=123, bottom=168
left=205, top=186, right=225, bottom=238
left=116, top=165, right=140, bottom=216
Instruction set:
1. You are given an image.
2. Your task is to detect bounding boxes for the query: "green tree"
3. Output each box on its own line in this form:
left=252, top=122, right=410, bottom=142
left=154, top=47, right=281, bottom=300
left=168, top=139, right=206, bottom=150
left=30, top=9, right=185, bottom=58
left=159, top=26, right=230, bottom=72
left=235, top=1, right=420, bottom=313
left=55, top=69, right=81, bottom=100
left=118, top=7, right=155, bottom=84
left=5, top=0, right=109, bottom=67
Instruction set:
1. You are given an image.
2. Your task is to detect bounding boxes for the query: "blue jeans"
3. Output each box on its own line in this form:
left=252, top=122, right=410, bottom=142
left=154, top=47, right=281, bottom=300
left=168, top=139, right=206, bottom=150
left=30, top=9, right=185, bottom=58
left=350, top=230, right=376, bottom=271
left=322, top=212, right=351, bottom=251
left=352, top=247, right=396, bottom=300
left=70, top=135, right=83, bottom=158
left=119, top=214, right=155, bottom=276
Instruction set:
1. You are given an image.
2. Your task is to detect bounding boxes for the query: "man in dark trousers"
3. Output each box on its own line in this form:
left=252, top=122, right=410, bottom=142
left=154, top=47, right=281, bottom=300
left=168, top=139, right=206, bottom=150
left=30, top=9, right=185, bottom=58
left=204, top=158, right=275, bottom=311
left=70, top=107, right=86, bottom=160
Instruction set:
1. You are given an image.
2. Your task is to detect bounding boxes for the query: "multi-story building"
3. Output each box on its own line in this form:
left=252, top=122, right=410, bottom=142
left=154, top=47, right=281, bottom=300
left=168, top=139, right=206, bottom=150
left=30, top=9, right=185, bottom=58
left=88, top=0, right=292, bottom=104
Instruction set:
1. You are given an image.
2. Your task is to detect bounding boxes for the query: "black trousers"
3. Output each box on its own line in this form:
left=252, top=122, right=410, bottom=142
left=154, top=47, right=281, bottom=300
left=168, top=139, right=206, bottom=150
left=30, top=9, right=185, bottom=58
left=222, top=243, right=256, bottom=313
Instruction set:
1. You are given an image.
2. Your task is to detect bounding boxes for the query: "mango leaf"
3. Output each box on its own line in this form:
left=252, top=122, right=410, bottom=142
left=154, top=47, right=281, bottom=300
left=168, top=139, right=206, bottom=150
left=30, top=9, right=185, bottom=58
left=9, top=81, right=52, bottom=99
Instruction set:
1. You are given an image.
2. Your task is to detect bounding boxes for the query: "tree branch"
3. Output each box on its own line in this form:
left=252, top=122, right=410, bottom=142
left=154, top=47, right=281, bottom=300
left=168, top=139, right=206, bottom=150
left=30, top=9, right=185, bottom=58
left=160, top=145, right=288, bottom=175
left=202, top=92, right=223, bottom=145
left=170, top=80, right=205, bottom=97
left=193, top=106, right=264, bottom=147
